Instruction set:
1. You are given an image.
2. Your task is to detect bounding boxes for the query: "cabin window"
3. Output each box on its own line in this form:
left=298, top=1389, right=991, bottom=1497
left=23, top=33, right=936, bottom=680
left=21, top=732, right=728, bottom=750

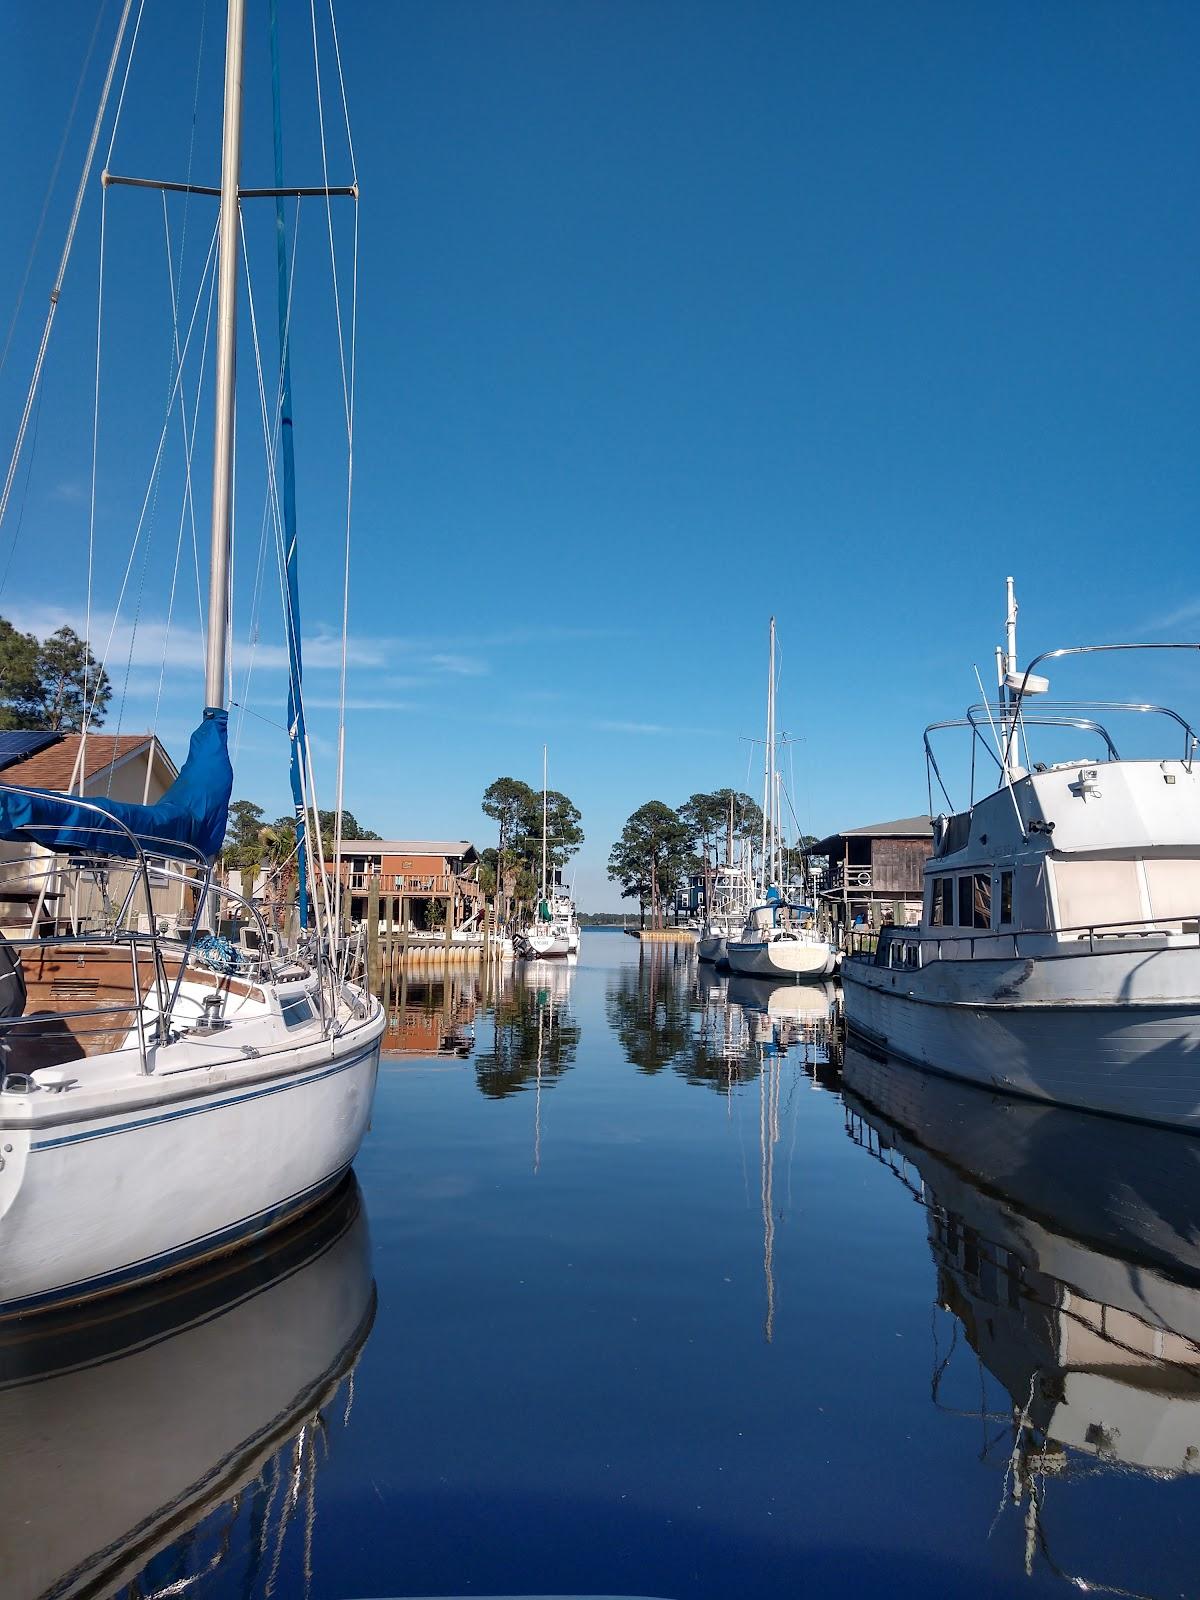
left=971, top=874, right=991, bottom=929
left=1052, top=858, right=1143, bottom=932
left=956, top=875, right=990, bottom=929
left=999, top=871, right=1013, bottom=926
left=281, top=995, right=314, bottom=1029
left=1143, top=859, right=1200, bottom=924
left=930, top=877, right=947, bottom=926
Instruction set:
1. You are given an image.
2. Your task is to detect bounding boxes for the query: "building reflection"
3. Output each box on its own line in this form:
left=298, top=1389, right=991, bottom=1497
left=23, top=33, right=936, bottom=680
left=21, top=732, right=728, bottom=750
left=382, top=969, right=480, bottom=1057
left=474, top=958, right=580, bottom=1101
left=0, top=1180, right=375, bottom=1600
left=843, top=1045, right=1200, bottom=1593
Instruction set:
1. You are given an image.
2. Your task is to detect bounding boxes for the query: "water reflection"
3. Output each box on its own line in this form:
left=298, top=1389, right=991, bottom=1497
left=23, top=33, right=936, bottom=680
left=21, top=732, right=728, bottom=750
left=608, top=945, right=838, bottom=1092
left=842, top=1044, right=1200, bottom=1594
left=474, top=958, right=580, bottom=1101
left=0, top=1180, right=374, bottom=1600
left=382, top=970, right=480, bottom=1057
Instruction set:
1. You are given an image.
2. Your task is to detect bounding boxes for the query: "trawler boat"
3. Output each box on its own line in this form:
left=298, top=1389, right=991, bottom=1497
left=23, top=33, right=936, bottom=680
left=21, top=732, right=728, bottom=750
left=842, top=578, right=1200, bottom=1130
left=843, top=1045, right=1200, bottom=1582
left=726, top=897, right=839, bottom=979
left=0, top=1, right=385, bottom=1315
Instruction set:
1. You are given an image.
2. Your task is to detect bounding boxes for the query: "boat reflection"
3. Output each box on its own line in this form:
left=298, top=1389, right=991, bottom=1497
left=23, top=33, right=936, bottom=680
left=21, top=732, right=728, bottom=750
left=1, top=1178, right=375, bottom=1600
left=382, top=970, right=480, bottom=1057
left=610, top=948, right=839, bottom=1093
left=474, top=957, right=579, bottom=1101
left=842, top=1044, right=1200, bottom=1591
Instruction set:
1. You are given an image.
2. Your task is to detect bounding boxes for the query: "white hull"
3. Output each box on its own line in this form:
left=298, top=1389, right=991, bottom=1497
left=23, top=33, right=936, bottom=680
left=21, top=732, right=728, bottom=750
left=696, top=934, right=726, bottom=964
left=0, top=1181, right=373, bottom=1600
left=726, top=937, right=838, bottom=980
left=842, top=950, right=1200, bottom=1130
left=521, top=930, right=572, bottom=959
left=0, top=1002, right=385, bottom=1315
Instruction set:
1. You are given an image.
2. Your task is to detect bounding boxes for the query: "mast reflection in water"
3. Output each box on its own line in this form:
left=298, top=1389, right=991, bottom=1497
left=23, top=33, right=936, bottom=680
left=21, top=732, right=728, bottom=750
left=0, top=1179, right=375, bottom=1600
left=843, top=1043, right=1200, bottom=1595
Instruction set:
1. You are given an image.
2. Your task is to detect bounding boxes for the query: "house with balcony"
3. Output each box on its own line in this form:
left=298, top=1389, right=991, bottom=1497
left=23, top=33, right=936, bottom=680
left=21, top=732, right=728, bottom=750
left=808, top=815, right=933, bottom=935
left=325, top=839, right=482, bottom=930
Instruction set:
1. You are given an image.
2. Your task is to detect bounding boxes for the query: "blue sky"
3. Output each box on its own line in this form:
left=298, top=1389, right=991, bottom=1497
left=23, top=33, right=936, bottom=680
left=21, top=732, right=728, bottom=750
left=2, top=0, right=1199, bottom=906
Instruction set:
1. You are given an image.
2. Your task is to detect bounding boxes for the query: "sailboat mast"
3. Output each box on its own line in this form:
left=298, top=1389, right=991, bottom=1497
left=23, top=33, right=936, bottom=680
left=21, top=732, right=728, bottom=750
left=768, top=618, right=777, bottom=887
left=760, top=619, right=772, bottom=896
left=541, top=745, right=548, bottom=903
left=204, top=0, right=247, bottom=711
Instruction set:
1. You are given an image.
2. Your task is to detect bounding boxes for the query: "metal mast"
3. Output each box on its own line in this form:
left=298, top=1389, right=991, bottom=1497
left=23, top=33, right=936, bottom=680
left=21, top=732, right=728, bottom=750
left=204, top=0, right=247, bottom=710
left=760, top=618, right=772, bottom=896
left=541, top=744, right=548, bottom=905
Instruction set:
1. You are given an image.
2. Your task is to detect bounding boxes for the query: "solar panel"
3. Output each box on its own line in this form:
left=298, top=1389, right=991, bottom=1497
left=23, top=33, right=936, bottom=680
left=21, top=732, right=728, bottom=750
left=0, top=730, right=61, bottom=771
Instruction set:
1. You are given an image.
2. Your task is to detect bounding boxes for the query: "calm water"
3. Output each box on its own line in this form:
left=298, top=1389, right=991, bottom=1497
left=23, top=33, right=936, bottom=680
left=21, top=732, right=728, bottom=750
left=7, top=930, right=1200, bottom=1599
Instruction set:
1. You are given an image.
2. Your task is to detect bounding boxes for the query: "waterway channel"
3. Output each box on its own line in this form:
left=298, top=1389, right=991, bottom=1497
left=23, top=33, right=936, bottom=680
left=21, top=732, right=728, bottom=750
left=6, top=930, right=1200, bottom=1599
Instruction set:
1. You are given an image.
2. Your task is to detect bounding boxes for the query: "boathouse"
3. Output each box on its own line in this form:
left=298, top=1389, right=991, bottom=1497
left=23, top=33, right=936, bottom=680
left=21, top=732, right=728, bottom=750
left=325, top=839, right=482, bottom=930
left=808, top=815, right=933, bottom=934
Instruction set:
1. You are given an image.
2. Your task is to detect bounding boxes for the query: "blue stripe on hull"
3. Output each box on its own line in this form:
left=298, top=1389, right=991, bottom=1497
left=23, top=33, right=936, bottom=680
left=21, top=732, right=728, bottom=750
left=2, top=1165, right=354, bottom=1318
left=29, top=1041, right=380, bottom=1152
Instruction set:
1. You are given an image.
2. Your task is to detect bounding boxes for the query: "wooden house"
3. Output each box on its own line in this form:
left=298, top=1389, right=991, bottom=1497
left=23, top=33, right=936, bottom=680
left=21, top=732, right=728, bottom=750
left=809, top=815, right=934, bottom=933
left=325, top=839, right=482, bottom=930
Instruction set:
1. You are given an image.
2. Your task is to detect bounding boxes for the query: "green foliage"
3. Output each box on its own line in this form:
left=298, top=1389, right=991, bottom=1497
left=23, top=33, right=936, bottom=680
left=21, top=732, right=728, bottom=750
left=679, top=788, right=763, bottom=867
left=0, top=618, right=110, bottom=731
left=607, top=800, right=693, bottom=925
left=317, top=809, right=380, bottom=842
left=482, top=774, right=583, bottom=898
left=221, top=799, right=266, bottom=871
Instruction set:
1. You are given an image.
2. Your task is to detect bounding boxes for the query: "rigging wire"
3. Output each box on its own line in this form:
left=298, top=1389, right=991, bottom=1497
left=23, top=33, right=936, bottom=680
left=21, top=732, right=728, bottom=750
left=0, top=1, right=109, bottom=379
left=0, top=0, right=138, bottom=544
left=84, top=215, right=220, bottom=727
left=309, top=0, right=359, bottom=931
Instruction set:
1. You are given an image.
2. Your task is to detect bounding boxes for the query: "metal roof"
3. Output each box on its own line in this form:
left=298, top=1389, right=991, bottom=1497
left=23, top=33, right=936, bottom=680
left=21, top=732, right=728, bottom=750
left=808, top=815, right=933, bottom=852
left=328, top=840, right=479, bottom=858
left=0, top=730, right=61, bottom=771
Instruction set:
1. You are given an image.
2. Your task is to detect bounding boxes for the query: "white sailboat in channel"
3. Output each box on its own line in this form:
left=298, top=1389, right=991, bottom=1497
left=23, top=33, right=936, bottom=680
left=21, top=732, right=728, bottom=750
left=516, top=746, right=579, bottom=960
left=0, top=1, right=385, bottom=1316
left=726, top=619, right=839, bottom=981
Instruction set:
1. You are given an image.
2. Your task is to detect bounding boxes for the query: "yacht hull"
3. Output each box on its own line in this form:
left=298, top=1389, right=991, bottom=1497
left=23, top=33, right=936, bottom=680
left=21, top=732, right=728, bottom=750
left=842, top=954, right=1200, bottom=1129
left=0, top=1009, right=385, bottom=1316
left=697, top=934, right=726, bottom=964
left=726, top=938, right=838, bottom=979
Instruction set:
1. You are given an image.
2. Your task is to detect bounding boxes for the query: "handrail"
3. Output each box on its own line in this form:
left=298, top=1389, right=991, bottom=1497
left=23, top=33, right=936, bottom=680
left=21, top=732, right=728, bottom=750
left=861, top=905, right=1200, bottom=967
left=1003, top=644, right=1200, bottom=770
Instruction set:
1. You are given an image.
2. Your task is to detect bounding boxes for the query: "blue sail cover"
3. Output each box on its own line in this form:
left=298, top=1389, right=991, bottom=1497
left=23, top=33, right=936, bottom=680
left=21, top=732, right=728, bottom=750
left=0, top=709, right=233, bottom=862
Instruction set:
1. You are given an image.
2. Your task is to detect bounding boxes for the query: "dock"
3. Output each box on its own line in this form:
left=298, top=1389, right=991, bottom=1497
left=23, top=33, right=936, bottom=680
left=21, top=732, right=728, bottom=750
left=624, top=927, right=698, bottom=944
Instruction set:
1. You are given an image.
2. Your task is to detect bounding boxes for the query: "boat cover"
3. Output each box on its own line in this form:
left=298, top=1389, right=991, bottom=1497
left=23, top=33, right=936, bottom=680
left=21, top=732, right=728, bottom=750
left=0, top=709, right=233, bottom=863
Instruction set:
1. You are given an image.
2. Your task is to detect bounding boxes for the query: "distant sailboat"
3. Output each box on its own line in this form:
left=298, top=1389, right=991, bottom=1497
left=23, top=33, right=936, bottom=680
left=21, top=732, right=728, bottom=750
left=516, top=746, right=579, bottom=959
left=726, top=620, right=838, bottom=981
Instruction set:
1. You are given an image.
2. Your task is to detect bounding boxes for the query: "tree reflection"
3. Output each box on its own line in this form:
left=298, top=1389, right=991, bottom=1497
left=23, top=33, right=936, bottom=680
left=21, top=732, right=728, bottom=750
left=474, top=963, right=580, bottom=1099
left=607, top=947, right=837, bottom=1092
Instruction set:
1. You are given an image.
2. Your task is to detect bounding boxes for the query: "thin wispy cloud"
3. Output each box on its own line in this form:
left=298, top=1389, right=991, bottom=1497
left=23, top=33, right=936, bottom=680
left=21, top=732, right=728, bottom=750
left=593, top=718, right=722, bottom=737
left=428, top=652, right=489, bottom=677
left=1129, top=599, right=1200, bottom=640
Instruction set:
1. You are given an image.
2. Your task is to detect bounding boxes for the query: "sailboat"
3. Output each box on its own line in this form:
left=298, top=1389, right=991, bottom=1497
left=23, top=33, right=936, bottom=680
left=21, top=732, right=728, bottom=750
left=726, top=620, right=839, bottom=981
left=515, top=746, right=579, bottom=959
left=0, top=0, right=385, bottom=1317
left=697, top=796, right=755, bottom=964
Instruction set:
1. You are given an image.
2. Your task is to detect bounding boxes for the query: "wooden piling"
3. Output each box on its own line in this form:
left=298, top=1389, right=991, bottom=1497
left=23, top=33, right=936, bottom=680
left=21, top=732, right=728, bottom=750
left=367, top=874, right=381, bottom=994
